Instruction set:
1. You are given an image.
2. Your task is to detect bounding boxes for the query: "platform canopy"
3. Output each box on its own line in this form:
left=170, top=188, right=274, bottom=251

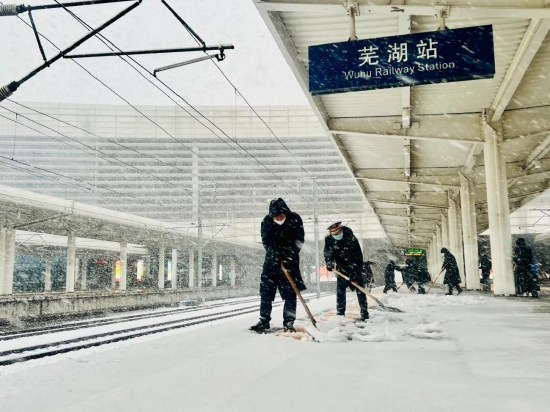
left=254, top=0, right=550, bottom=248
left=0, top=184, right=197, bottom=251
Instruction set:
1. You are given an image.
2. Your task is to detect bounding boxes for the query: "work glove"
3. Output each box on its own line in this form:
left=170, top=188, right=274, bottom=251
left=326, top=264, right=334, bottom=271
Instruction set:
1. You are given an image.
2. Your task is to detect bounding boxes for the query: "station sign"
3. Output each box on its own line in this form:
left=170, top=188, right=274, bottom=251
left=308, top=25, right=495, bottom=95
left=406, top=248, right=425, bottom=256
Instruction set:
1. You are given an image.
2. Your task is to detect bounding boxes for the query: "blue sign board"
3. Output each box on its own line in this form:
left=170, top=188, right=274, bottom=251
left=308, top=25, right=495, bottom=95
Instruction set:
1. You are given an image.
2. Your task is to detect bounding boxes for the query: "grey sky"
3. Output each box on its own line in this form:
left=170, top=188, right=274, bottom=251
left=0, top=0, right=309, bottom=106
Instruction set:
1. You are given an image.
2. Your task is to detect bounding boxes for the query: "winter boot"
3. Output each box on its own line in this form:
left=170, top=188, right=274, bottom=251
left=457, top=286, right=463, bottom=295
left=359, top=312, right=369, bottom=322
left=283, top=321, right=296, bottom=332
left=249, top=319, right=270, bottom=332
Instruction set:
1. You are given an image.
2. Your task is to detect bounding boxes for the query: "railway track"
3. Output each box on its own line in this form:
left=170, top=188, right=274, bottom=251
left=0, top=292, right=331, bottom=341
left=0, top=292, right=333, bottom=366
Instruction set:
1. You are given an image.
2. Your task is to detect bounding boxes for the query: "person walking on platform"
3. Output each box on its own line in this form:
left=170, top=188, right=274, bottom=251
left=441, top=247, right=463, bottom=295
left=479, top=253, right=492, bottom=291
left=363, top=261, right=375, bottom=290
left=383, top=261, right=399, bottom=294
left=513, top=238, right=538, bottom=298
left=324, top=222, right=369, bottom=321
left=250, top=198, right=306, bottom=333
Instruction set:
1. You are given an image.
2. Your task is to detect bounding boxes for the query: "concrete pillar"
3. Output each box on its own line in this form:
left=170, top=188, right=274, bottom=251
left=44, top=254, right=52, bottom=292
left=188, top=249, right=195, bottom=288
left=158, top=247, right=165, bottom=289
left=456, top=204, right=465, bottom=287
left=448, top=195, right=465, bottom=285
left=483, top=120, right=515, bottom=295
left=171, top=249, right=178, bottom=290
left=3, top=228, right=15, bottom=295
left=144, top=255, right=151, bottom=281
left=0, top=226, right=5, bottom=295
left=441, top=213, right=449, bottom=250
left=211, top=252, right=217, bottom=287
left=230, top=256, right=236, bottom=287
left=432, top=241, right=438, bottom=279
left=428, top=235, right=437, bottom=280
left=119, top=240, right=128, bottom=291
left=66, top=233, right=76, bottom=292
left=80, top=257, right=87, bottom=290
left=460, top=174, right=480, bottom=290
left=75, top=257, right=80, bottom=289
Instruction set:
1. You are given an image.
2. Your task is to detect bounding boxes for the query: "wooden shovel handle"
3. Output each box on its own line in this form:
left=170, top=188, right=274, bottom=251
left=332, top=269, right=387, bottom=309
left=280, top=262, right=317, bottom=328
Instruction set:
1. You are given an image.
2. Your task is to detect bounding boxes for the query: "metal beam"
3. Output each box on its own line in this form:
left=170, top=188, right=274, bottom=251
left=491, top=19, right=550, bottom=122
left=329, top=114, right=483, bottom=143
left=329, top=129, right=482, bottom=144
left=254, top=0, right=550, bottom=18
left=525, top=133, right=550, bottom=170
left=356, top=177, right=459, bottom=189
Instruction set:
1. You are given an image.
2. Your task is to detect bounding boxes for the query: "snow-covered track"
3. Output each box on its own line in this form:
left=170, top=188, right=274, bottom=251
left=0, top=305, right=261, bottom=366
left=0, top=293, right=332, bottom=366
left=0, top=293, right=331, bottom=341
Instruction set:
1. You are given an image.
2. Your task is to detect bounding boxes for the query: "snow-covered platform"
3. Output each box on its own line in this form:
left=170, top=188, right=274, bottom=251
left=1, top=288, right=549, bottom=412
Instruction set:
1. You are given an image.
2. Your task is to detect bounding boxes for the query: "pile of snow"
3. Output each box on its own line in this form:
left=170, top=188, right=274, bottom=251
left=385, top=293, right=485, bottom=310
left=295, top=292, right=485, bottom=344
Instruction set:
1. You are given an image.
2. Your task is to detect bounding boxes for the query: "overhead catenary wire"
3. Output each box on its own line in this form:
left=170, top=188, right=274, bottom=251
left=0, top=105, right=195, bottom=197
left=40, top=0, right=310, bottom=220
left=162, top=0, right=331, bottom=201
left=0, top=6, right=246, bottom=218
left=4, top=1, right=346, bottom=236
left=0, top=154, right=174, bottom=209
left=52, top=0, right=326, bottom=212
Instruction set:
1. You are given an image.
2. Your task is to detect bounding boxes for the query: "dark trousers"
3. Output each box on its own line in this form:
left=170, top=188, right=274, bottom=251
left=383, top=283, right=397, bottom=293
left=259, top=291, right=297, bottom=324
left=447, top=284, right=463, bottom=294
left=481, top=270, right=491, bottom=287
left=337, top=281, right=369, bottom=318
left=417, top=283, right=426, bottom=294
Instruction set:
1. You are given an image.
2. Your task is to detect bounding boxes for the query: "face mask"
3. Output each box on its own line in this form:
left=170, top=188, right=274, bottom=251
left=274, top=218, right=286, bottom=225
left=332, top=233, right=343, bottom=241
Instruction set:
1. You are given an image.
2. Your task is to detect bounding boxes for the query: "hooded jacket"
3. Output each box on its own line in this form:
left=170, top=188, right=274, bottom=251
left=324, top=226, right=363, bottom=285
left=260, top=198, right=306, bottom=297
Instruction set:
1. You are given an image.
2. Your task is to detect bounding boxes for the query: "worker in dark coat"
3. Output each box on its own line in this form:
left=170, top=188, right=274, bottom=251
left=250, top=198, right=306, bottom=332
left=324, top=222, right=369, bottom=321
left=415, top=261, right=431, bottom=294
left=441, top=247, right=462, bottom=295
left=402, top=259, right=416, bottom=290
left=513, top=238, right=537, bottom=298
left=383, top=261, right=398, bottom=293
left=479, top=253, right=492, bottom=291
left=363, top=261, right=375, bottom=289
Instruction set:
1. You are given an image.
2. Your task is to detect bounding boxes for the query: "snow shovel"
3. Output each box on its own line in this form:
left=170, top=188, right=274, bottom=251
left=396, top=281, right=407, bottom=291
left=397, top=281, right=415, bottom=293
left=332, top=269, right=404, bottom=313
left=280, top=262, right=318, bottom=329
left=427, top=269, right=445, bottom=293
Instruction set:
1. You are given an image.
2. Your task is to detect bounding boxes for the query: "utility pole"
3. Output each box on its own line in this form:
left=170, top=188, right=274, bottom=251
left=197, top=184, right=204, bottom=304
left=312, top=178, right=320, bottom=299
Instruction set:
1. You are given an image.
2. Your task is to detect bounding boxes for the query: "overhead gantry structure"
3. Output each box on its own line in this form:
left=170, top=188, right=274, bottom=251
left=254, top=0, right=550, bottom=295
